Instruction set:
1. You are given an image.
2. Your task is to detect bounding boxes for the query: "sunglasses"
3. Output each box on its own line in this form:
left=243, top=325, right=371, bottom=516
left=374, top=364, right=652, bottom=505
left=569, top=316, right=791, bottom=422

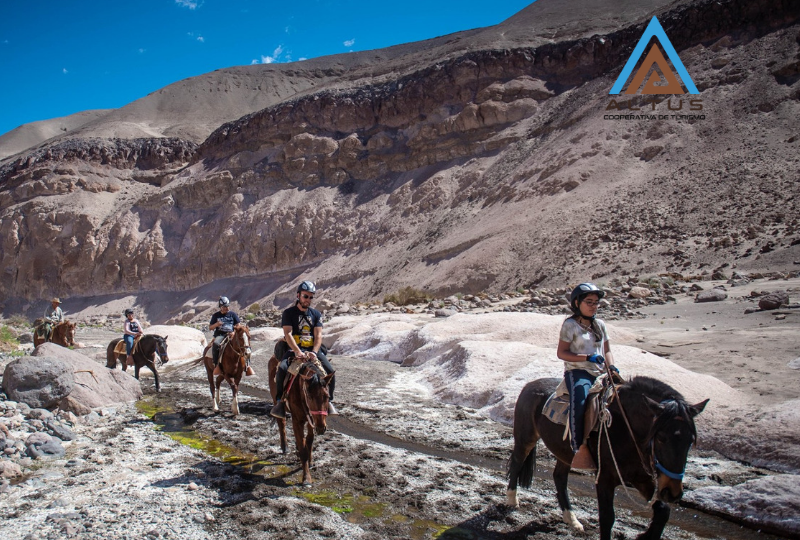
left=301, top=294, right=314, bottom=300
left=583, top=300, right=600, bottom=307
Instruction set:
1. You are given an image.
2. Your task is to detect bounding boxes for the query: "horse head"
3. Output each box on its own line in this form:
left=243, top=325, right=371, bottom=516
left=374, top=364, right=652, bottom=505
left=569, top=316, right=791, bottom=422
left=153, top=335, right=169, bottom=364
left=302, top=364, right=333, bottom=436
left=232, top=323, right=252, bottom=361
left=644, top=396, right=709, bottom=503
left=63, top=321, right=77, bottom=347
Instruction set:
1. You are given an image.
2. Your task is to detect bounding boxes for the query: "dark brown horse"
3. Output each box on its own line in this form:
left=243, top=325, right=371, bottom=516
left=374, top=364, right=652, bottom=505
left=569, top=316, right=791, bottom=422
left=268, top=351, right=333, bottom=486
left=201, top=323, right=251, bottom=415
left=507, top=376, right=708, bottom=540
left=106, top=334, right=170, bottom=392
left=33, top=320, right=76, bottom=348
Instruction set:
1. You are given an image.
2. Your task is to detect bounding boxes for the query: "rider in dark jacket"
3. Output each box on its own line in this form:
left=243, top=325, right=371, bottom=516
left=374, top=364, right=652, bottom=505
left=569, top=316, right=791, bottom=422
left=209, top=296, right=254, bottom=377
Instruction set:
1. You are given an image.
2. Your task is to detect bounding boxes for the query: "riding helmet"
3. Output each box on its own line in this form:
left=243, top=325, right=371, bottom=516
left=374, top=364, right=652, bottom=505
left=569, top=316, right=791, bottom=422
left=569, top=282, right=605, bottom=313
left=124, top=308, right=134, bottom=315
left=219, top=296, right=231, bottom=307
left=297, top=281, right=316, bottom=294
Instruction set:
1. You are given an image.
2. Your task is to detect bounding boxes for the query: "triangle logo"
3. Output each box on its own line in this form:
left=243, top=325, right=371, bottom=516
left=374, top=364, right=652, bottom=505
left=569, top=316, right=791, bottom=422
left=610, top=17, right=698, bottom=95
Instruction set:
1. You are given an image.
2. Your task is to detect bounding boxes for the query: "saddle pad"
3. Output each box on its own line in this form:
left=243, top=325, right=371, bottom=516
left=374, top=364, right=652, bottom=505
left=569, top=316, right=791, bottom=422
left=542, top=392, right=571, bottom=426
left=114, top=335, right=143, bottom=355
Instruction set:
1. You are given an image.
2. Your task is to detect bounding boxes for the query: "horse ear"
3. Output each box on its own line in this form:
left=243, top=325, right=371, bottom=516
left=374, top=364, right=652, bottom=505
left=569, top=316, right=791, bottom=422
left=643, top=396, right=665, bottom=415
left=164, top=335, right=168, bottom=341
left=688, top=399, right=709, bottom=418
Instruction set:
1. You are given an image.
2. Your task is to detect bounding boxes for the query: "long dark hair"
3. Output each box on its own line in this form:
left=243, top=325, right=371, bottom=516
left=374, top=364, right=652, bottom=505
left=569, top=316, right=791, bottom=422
left=568, top=312, right=604, bottom=343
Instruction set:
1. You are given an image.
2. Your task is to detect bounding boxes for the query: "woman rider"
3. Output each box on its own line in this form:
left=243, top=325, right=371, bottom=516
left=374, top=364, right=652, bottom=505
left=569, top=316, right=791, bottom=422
left=556, top=283, right=620, bottom=470
left=123, top=308, right=144, bottom=366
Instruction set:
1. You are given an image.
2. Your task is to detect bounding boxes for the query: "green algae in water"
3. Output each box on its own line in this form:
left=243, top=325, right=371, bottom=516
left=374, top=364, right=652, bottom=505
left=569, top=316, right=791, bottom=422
left=295, top=490, right=388, bottom=520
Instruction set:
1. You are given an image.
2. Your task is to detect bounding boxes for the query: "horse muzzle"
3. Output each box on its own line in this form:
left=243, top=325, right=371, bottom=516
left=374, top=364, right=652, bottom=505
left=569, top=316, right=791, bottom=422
left=657, top=475, right=683, bottom=503
left=161, top=355, right=170, bottom=364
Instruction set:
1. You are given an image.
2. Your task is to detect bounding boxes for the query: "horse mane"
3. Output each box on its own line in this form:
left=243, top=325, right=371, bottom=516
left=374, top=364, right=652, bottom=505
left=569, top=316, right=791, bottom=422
left=622, top=376, right=698, bottom=442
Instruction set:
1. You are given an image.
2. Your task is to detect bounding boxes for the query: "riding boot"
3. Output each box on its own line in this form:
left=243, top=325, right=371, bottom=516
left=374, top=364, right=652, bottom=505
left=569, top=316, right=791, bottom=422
left=270, top=400, right=287, bottom=419
left=126, top=355, right=134, bottom=366
left=571, top=444, right=596, bottom=471
left=212, top=345, right=222, bottom=376
left=245, top=365, right=255, bottom=376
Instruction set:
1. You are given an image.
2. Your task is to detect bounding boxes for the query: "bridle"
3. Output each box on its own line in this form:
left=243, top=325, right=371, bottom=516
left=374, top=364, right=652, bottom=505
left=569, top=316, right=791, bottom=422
left=598, top=366, right=693, bottom=492
left=299, top=363, right=330, bottom=420
left=226, top=326, right=251, bottom=364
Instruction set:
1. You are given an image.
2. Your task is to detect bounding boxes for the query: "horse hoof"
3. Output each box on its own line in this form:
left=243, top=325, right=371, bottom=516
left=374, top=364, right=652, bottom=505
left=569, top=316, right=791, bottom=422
left=506, top=489, right=519, bottom=508
left=562, top=510, right=584, bottom=532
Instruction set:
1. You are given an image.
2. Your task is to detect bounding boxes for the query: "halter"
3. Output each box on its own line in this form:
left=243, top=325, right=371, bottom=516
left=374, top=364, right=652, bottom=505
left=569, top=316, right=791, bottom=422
left=648, top=399, right=691, bottom=481
left=225, top=327, right=251, bottom=361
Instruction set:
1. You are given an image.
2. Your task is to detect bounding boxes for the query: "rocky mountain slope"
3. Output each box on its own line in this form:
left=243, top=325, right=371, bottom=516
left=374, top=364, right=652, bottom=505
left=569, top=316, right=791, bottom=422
left=0, top=0, right=798, bottom=317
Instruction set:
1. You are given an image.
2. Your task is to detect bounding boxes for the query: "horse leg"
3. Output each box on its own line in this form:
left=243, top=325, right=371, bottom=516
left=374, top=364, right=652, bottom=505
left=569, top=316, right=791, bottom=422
left=230, top=381, right=239, bottom=416
left=303, top=423, right=316, bottom=485
left=506, top=438, right=537, bottom=508
left=149, top=362, right=161, bottom=392
left=596, top=482, right=616, bottom=540
left=215, top=376, right=223, bottom=409
left=553, top=459, right=584, bottom=532
left=636, top=500, right=670, bottom=540
left=277, top=418, right=288, bottom=454
left=291, top=415, right=312, bottom=485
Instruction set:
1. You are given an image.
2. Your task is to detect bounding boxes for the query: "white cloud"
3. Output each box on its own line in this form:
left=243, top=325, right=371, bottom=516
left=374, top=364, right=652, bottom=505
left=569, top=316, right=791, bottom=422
left=343, top=39, right=355, bottom=47
left=197, top=36, right=204, bottom=43
left=62, top=68, right=68, bottom=74
left=175, top=0, right=200, bottom=9
left=255, top=45, right=289, bottom=65
left=298, top=57, right=307, bottom=61
left=138, top=48, right=146, bottom=54
left=251, top=59, right=259, bottom=65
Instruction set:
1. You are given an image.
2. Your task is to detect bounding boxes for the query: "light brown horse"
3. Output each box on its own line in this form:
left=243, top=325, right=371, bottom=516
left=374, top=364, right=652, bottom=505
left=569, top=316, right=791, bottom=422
left=202, top=323, right=251, bottom=415
left=268, top=351, right=333, bottom=485
left=33, top=320, right=76, bottom=348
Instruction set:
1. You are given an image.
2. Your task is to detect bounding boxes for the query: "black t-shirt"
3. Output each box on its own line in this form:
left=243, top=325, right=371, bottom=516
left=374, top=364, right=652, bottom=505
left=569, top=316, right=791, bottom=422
left=210, top=310, right=240, bottom=336
left=281, top=305, right=323, bottom=350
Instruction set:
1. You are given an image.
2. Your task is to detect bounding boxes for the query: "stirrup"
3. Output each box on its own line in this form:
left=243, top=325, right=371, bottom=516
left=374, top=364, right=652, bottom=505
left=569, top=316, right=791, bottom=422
left=126, top=356, right=134, bottom=366
left=571, top=445, right=596, bottom=471
left=245, top=366, right=255, bottom=376
left=213, top=365, right=222, bottom=376
left=270, top=400, right=286, bottom=419
left=327, top=402, right=339, bottom=416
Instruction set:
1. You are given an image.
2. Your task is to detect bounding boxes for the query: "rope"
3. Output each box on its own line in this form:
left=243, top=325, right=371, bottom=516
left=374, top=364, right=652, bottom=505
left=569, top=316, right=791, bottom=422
left=596, top=395, right=641, bottom=505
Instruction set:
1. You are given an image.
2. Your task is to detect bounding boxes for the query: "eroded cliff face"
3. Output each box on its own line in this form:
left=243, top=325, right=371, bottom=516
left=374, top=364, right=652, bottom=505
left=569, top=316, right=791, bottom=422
left=0, top=0, right=798, bottom=308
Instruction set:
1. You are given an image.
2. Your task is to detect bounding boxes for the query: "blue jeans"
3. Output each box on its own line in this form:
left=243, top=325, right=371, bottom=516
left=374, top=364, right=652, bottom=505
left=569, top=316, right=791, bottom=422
left=123, top=334, right=135, bottom=355
left=565, top=369, right=596, bottom=453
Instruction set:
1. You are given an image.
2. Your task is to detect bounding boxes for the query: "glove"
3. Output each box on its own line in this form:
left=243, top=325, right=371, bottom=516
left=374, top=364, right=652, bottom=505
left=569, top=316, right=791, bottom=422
left=609, top=365, right=619, bottom=374
left=587, top=354, right=605, bottom=364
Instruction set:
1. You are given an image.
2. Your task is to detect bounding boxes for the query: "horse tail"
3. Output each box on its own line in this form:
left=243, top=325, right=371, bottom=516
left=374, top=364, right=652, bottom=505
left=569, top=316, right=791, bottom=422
left=107, top=338, right=122, bottom=368
left=517, top=444, right=537, bottom=489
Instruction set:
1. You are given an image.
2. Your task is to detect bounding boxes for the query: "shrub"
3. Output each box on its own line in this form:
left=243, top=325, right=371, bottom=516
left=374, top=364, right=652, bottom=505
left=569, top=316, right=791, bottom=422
left=0, top=325, right=20, bottom=352
left=6, top=315, right=29, bottom=328
left=245, top=313, right=256, bottom=321
left=383, top=287, right=431, bottom=306
left=248, top=303, right=261, bottom=314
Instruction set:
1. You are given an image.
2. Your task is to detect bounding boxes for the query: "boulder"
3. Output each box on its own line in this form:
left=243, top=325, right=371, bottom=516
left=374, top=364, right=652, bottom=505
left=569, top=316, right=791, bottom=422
left=628, top=286, right=651, bottom=299
left=435, top=308, right=458, bottom=318
left=25, top=432, right=65, bottom=458
left=2, top=356, right=74, bottom=409
left=249, top=327, right=284, bottom=343
left=31, top=343, right=142, bottom=413
left=145, top=325, right=206, bottom=366
left=759, top=291, right=789, bottom=310
left=0, top=460, right=23, bottom=479
left=695, top=289, right=727, bottom=303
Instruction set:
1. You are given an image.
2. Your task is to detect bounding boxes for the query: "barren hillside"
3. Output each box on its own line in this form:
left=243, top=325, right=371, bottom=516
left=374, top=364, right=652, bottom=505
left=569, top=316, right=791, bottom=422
left=0, top=0, right=798, bottom=318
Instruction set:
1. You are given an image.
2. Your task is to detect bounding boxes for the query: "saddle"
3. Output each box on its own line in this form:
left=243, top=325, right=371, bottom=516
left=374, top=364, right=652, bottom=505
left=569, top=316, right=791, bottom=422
left=204, top=335, right=231, bottom=361
left=542, top=375, right=613, bottom=444
left=114, top=335, right=143, bottom=355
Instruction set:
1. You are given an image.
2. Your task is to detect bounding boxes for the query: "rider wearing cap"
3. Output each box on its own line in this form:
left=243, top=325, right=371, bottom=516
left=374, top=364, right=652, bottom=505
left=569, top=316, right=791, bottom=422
left=271, top=281, right=337, bottom=419
left=556, top=282, right=619, bottom=471
left=123, top=308, right=144, bottom=366
left=209, top=297, right=254, bottom=377
left=38, top=297, right=65, bottom=340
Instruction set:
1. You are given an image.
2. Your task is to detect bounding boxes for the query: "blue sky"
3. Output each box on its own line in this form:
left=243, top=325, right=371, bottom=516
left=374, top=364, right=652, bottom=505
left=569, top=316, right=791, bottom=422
left=0, top=0, right=533, bottom=137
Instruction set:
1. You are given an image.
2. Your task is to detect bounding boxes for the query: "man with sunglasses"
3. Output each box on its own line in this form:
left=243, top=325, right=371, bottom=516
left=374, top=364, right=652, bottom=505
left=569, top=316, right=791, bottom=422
left=271, top=281, right=337, bottom=418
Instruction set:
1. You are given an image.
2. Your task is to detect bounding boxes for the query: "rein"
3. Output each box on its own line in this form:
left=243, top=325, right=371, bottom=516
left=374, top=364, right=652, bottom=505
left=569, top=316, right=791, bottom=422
left=599, top=364, right=687, bottom=492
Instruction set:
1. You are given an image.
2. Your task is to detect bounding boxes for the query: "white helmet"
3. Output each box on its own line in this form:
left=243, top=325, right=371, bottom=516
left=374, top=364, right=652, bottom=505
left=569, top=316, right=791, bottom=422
left=296, top=281, right=316, bottom=294
left=219, top=296, right=231, bottom=307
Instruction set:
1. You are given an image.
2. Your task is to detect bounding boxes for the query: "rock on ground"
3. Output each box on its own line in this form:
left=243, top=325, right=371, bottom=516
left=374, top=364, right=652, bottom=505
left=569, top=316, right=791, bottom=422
left=32, top=343, right=142, bottom=414
left=684, top=474, right=800, bottom=536
left=2, top=356, right=74, bottom=408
